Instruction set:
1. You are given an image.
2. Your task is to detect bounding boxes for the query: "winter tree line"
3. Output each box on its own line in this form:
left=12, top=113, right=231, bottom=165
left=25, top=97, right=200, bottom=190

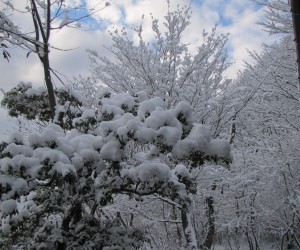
left=0, top=0, right=299, bottom=249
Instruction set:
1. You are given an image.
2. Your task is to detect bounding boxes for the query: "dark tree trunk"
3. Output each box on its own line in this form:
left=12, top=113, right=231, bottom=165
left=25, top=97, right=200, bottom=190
left=181, top=205, right=198, bottom=249
left=181, top=205, right=189, bottom=243
left=30, top=0, right=57, bottom=120
left=204, top=183, right=216, bottom=249
left=41, top=52, right=56, bottom=119
left=62, top=201, right=82, bottom=231
left=291, top=0, right=300, bottom=91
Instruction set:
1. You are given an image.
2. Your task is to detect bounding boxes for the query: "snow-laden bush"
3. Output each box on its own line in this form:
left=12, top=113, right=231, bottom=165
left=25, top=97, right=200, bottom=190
left=0, top=91, right=231, bottom=249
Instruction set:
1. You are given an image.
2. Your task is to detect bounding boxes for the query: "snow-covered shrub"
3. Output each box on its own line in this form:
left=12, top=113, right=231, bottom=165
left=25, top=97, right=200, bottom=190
left=1, top=83, right=84, bottom=130
left=0, top=92, right=231, bottom=249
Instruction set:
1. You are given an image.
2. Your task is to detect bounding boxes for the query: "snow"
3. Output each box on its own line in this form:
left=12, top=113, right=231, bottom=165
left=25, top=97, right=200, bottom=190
left=188, top=124, right=212, bottom=148
left=1, top=1, right=298, bottom=247
left=71, top=154, right=84, bottom=170
left=78, top=148, right=102, bottom=163
left=11, top=155, right=40, bottom=177
left=3, top=143, right=33, bottom=157
left=174, top=164, right=191, bottom=178
left=59, top=12, right=71, bottom=29
left=0, top=90, right=233, bottom=248
left=5, top=1, right=13, bottom=9
left=145, top=108, right=181, bottom=131
left=147, top=146, right=160, bottom=160
left=122, top=162, right=171, bottom=183
left=58, top=85, right=84, bottom=103
left=136, top=91, right=148, bottom=102
left=0, top=199, right=17, bottom=215
left=116, top=126, right=129, bottom=141
left=26, top=86, right=46, bottom=97
left=138, top=97, right=164, bottom=121
left=53, top=162, right=76, bottom=177
left=172, top=138, right=198, bottom=159
left=28, top=124, right=64, bottom=148
left=1, top=217, right=11, bottom=233
left=34, top=148, right=71, bottom=165
left=27, top=191, right=37, bottom=201
left=56, top=138, right=75, bottom=158
left=73, top=109, right=97, bottom=128
left=100, top=139, right=123, bottom=162
left=98, top=87, right=111, bottom=99
left=0, top=157, right=13, bottom=172
left=68, top=133, right=101, bottom=152
left=55, top=104, right=66, bottom=114
left=97, top=113, right=135, bottom=137
left=99, top=93, right=136, bottom=120
left=8, top=132, right=23, bottom=144
left=0, top=175, right=28, bottom=200
left=205, top=139, right=231, bottom=159
left=174, top=101, right=193, bottom=126
left=36, top=0, right=47, bottom=9
left=185, top=208, right=198, bottom=249
left=172, top=124, right=231, bottom=160
left=101, top=103, right=125, bottom=117
left=156, top=126, right=182, bottom=146
left=125, top=119, right=140, bottom=131
left=109, top=93, right=135, bottom=111
left=17, top=82, right=32, bottom=90
left=134, top=126, right=156, bottom=144
left=81, top=109, right=96, bottom=119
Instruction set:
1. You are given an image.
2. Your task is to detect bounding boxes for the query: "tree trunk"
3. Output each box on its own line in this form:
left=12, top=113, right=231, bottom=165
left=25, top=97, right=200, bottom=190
left=204, top=196, right=215, bottom=249
left=204, top=183, right=216, bottom=249
left=31, top=0, right=56, bottom=120
left=181, top=204, right=198, bottom=249
left=62, top=201, right=82, bottom=231
left=41, top=52, right=56, bottom=119
left=173, top=205, right=183, bottom=247
left=291, top=0, right=300, bottom=91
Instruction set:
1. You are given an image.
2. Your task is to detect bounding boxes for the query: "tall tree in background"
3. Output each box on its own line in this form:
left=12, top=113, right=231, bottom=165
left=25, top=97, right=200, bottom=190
left=224, top=1, right=300, bottom=248
left=231, top=37, right=300, bottom=249
left=0, top=0, right=108, bottom=119
left=88, top=2, right=236, bottom=137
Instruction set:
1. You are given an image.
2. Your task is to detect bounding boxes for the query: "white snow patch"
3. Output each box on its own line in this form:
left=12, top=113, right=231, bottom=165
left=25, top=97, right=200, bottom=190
left=0, top=199, right=17, bottom=214
left=175, top=101, right=193, bottom=125
left=156, top=126, right=182, bottom=146
left=122, top=162, right=171, bottom=183
left=8, top=132, right=24, bottom=144
left=138, top=97, right=164, bottom=121
left=205, top=139, right=231, bottom=159
left=100, top=140, right=123, bottom=161
left=53, top=162, right=76, bottom=176
left=174, top=164, right=191, bottom=178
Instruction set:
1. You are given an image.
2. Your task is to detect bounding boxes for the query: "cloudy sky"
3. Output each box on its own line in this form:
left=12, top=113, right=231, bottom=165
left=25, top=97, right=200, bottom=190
left=0, top=0, right=279, bottom=140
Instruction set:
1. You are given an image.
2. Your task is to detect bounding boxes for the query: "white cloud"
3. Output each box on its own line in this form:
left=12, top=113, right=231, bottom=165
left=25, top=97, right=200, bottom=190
left=64, top=0, right=83, bottom=8
left=219, top=1, right=278, bottom=76
left=50, top=28, right=107, bottom=78
left=87, top=0, right=123, bottom=23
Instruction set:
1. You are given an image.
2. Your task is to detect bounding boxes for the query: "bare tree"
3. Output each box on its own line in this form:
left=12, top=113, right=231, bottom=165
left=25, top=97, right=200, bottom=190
left=0, top=0, right=109, bottom=119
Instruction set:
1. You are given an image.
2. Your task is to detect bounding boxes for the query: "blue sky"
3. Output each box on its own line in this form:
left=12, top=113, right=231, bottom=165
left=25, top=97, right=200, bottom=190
left=0, top=0, right=279, bottom=140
